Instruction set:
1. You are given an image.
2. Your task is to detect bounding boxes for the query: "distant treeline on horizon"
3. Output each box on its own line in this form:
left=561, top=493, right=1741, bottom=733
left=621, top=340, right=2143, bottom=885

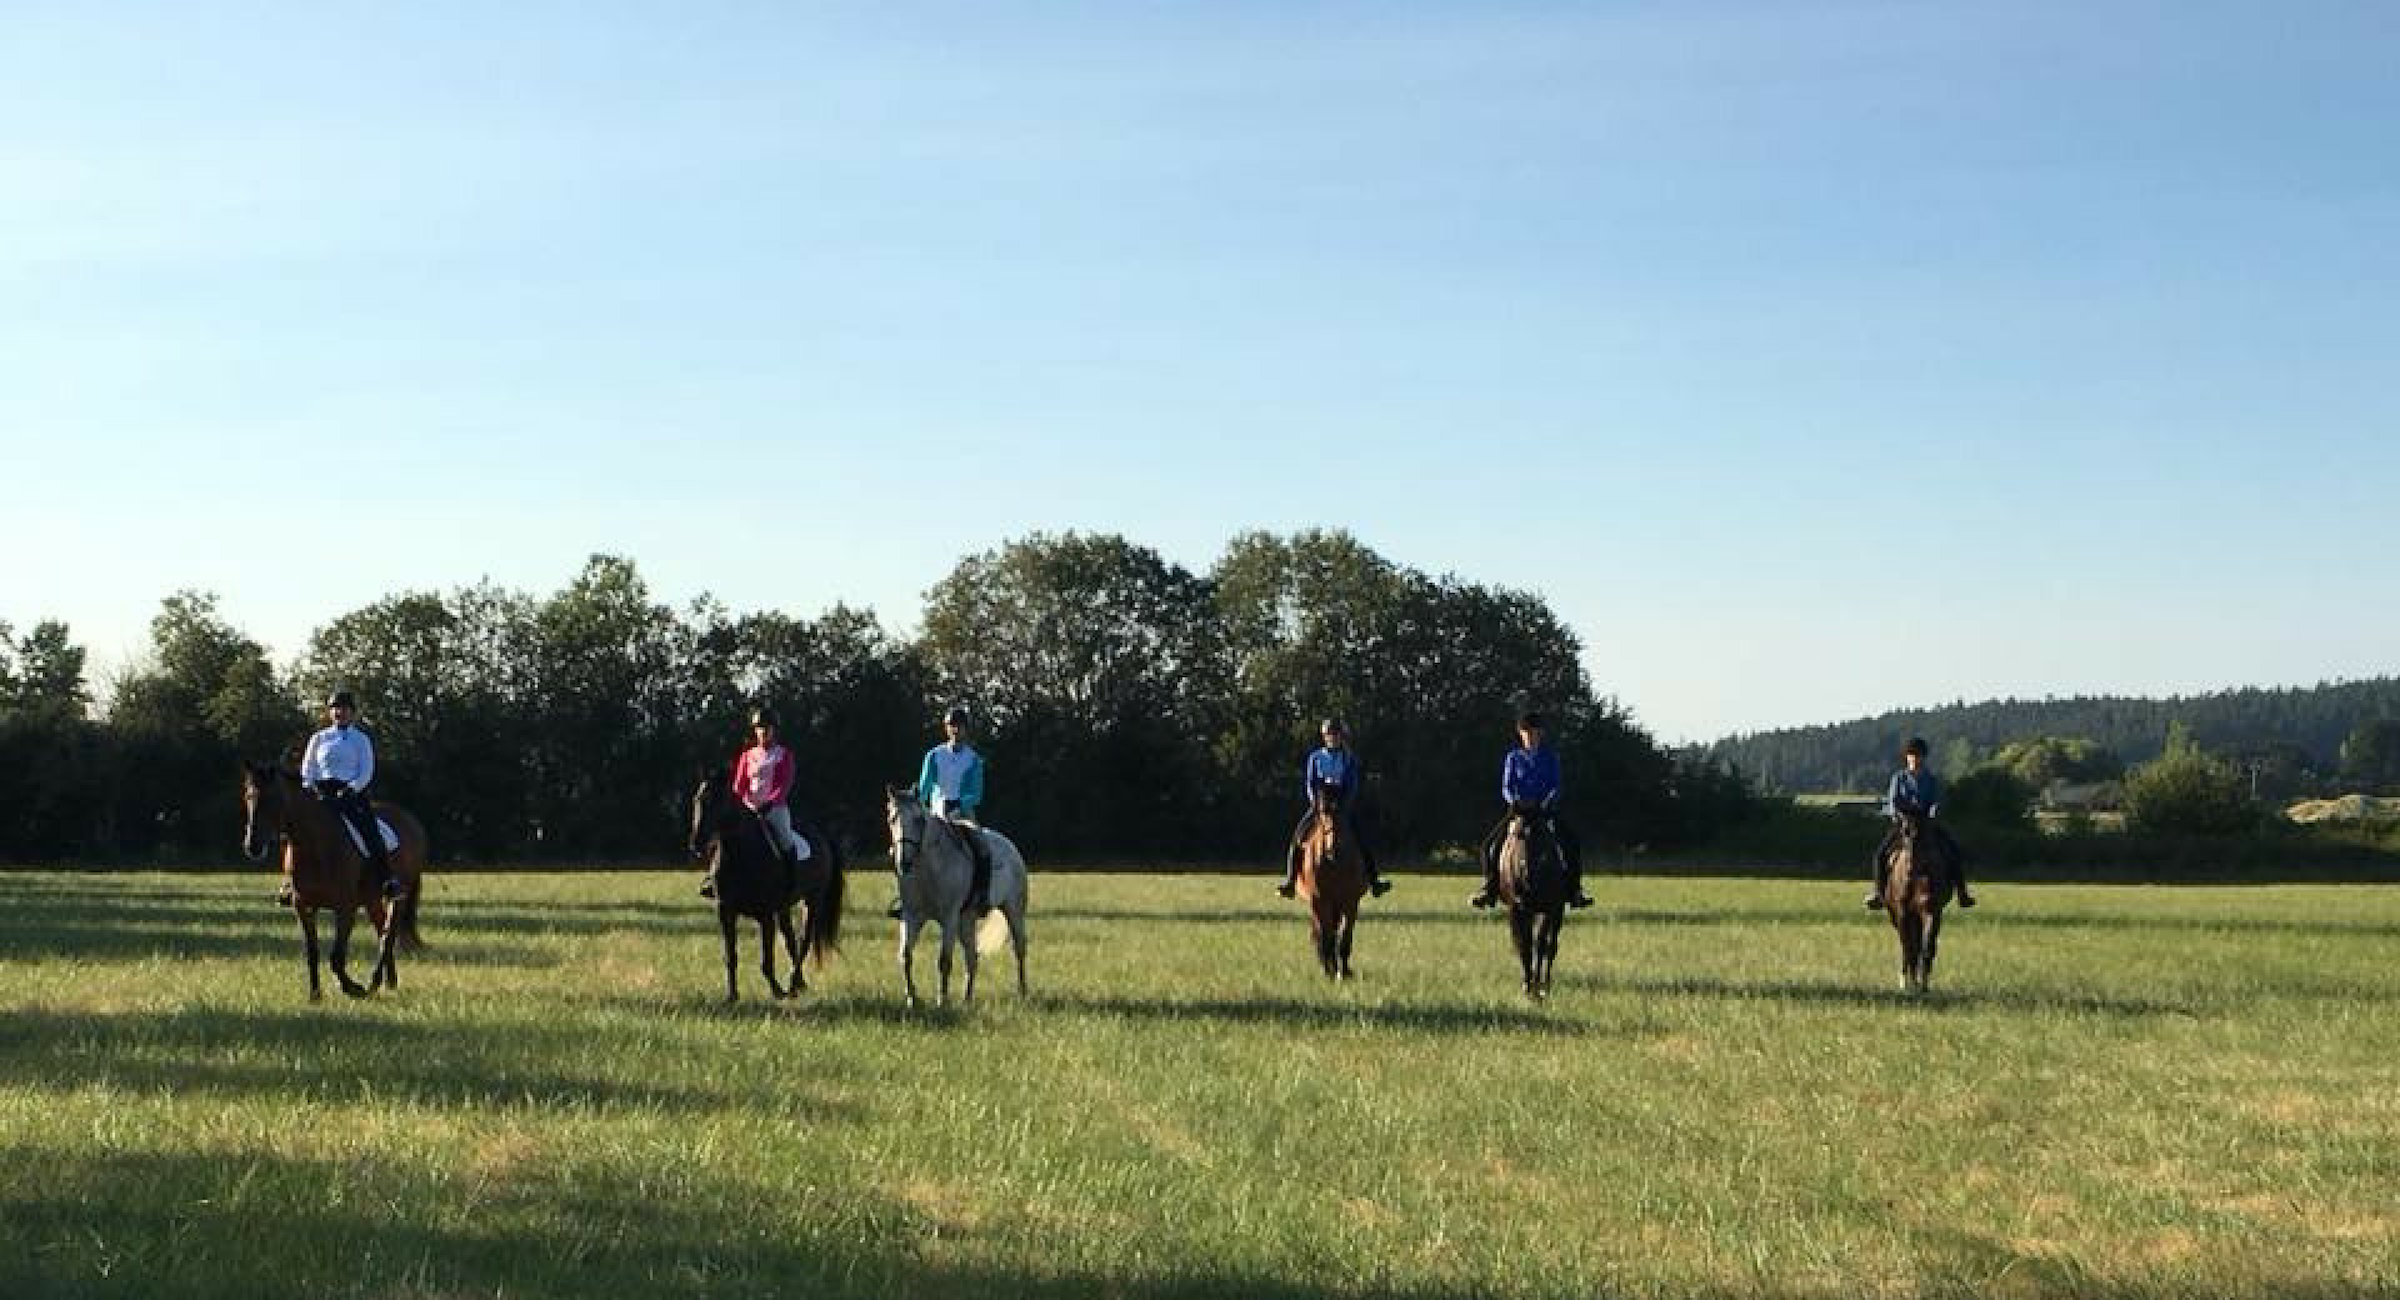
left=1705, top=678, right=2400, bottom=795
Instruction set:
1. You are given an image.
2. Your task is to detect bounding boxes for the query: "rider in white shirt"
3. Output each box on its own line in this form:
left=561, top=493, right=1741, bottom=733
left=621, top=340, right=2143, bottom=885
left=296, top=689, right=402, bottom=901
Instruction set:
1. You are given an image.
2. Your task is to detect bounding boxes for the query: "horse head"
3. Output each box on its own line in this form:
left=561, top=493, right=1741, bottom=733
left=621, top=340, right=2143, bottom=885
left=239, top=761, right=292, bottom=862
left=885, top=785, right=927, bottom=874
left=688, top=768, right=729, bottom=860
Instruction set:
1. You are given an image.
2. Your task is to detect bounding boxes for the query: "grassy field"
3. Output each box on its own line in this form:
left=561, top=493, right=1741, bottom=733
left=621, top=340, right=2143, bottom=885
left=2, top=870, right=2395, bottom=1300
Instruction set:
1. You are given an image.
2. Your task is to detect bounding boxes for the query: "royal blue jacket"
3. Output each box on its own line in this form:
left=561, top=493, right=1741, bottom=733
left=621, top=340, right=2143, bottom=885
left=1502, top=745, right=1561, bottom=807
left=1303, top=746, right=1361, bottom=805
left=1884, top=769, right=1943, bottom=820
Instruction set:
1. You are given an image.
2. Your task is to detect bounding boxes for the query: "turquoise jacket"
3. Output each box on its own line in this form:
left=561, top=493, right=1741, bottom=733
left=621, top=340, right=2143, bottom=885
left=916, top=743, right=985, bottom=818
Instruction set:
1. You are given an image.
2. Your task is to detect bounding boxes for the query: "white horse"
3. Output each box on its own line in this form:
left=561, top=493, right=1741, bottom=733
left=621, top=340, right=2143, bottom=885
left=884, top=787, right=1030, bottom=1007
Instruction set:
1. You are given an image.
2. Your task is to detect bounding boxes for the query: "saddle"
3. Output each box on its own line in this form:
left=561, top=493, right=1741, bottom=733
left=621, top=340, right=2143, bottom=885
left=339, top=817, right=402, bottom=857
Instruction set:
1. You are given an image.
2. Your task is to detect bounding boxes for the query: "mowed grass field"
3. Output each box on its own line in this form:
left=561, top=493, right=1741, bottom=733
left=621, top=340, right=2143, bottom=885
left=2, top=870, right=2396, bottom=1300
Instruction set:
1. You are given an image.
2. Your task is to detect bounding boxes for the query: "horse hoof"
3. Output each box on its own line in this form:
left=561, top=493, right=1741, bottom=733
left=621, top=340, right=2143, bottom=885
left=340, top=983, right=368, bottom=1000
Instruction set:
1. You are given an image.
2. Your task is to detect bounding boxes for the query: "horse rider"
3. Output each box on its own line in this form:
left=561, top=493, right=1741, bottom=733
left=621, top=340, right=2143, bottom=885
left=701, top=705, right=811, bottom=899
left=291, top=689, right=402, bottom=904
left=1469, top=710, right=1594, bottom=910
left=1275, top=717, right=1393, bottom=900
left=896, top=704, right=994, bottom=918
left=1866, top=736, right=1977, bottom=910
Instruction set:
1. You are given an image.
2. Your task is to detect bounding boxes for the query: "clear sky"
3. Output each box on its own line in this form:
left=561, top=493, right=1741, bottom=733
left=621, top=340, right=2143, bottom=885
left=4, top=2, right=2394, bottom=743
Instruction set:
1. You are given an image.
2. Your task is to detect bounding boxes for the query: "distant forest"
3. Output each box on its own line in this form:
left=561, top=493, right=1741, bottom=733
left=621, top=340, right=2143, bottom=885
left=1704, top=678, right=2400, bottom=794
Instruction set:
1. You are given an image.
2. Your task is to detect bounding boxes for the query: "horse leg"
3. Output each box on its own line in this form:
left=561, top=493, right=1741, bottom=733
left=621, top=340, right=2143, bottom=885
left=367, top=899, right=399, bottom=993
left=961, top=911, right=982, bottom=1005
left=759, top=914, right=790, bottom=999
left=1920, top=912, right=1942, bottom=991
left=778, top=908, right=806, bottom=994
left=1006, top=900, right=1030, bottom=998
left=298, top=907, right=324, bottom=1002
left=898, top=915, right=922, bottom=1009
left=1894, top=912, right=1921, bottom=993
left=1337, top=909, right=1356, bottom=980
left=1510, top=907, right=1535, bottom=997
left=936, top=919, right=957, bottom=1008
left=1539, top=908, right=1562, bottom=998
left=720, top=906, right=742, bottom=1003
left=331, top=909, right=368, bottom=999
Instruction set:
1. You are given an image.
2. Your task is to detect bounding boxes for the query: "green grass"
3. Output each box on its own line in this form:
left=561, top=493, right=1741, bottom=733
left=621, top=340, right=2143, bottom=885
left=2, top=870, right=2396, bottom=1299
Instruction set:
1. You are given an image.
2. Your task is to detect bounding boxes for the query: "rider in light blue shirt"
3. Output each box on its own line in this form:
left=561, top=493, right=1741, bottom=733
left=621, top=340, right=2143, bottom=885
left=894, top=705, right=994, bottom=917
left=1275, top=718, right=1392, bottom=900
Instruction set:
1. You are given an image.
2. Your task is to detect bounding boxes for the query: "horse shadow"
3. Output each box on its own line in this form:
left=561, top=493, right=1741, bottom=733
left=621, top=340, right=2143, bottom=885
left=1557, top=971, right=2202, bottom=1018
left=0, top=1006, right=862, bottom=1118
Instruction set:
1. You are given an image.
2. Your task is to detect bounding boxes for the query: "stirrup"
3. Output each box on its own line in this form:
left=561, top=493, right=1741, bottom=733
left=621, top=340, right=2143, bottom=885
left=1468, top=888, right=1498, bottom=910
left=1368, top=878, right=1393, bottom=898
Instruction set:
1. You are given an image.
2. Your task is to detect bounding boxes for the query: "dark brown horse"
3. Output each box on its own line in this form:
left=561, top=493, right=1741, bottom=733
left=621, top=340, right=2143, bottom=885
left=1883, top=811, right=1953, bottom=993
left=1297, top=781, right=1365, bottom=980
left=1497, top=810, right=1570, bottom=1000
left=240, top=763, right=426, bottom=1001
left=688, top=772, right=845, bottom=1002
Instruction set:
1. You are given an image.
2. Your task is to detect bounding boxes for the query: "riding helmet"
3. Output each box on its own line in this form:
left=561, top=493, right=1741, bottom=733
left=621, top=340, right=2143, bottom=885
left=1517, top=709, right=1546, bottom=731
left=326, top=689, right=358, bottom=711
left=1903, top=736, right=1929, bottom=757
left=1320, top=717, right=1346, bottom=735
left=943, top=705, right=972, bottom=727
left=750, top=705, right=779, bottom=729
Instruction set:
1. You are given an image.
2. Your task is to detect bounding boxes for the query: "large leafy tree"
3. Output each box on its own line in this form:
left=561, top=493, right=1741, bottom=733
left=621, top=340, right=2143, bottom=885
left=106, top=593, right=306, bottom=856
left=299, top=584, right=536, bottom=859
left=921, top=533, right=1228, bottom=856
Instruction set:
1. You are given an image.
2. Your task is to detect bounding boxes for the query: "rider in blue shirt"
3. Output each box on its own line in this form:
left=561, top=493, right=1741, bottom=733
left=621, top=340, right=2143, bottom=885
left=1865, top=736, right=1977, bottom=909
left=1275, top=718, right=1392, bottom=900
left=1471, top=710, right=1592, bottom=909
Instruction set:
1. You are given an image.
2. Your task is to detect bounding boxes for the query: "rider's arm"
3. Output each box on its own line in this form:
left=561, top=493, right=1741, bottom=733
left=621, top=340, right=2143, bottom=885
left=351, top=731, right=375, bottom=794
left=958, top=751, right=984, bottom=815
left=915, top=748, right=940, bottom=807
left=299, top=732, right=327, bottom=785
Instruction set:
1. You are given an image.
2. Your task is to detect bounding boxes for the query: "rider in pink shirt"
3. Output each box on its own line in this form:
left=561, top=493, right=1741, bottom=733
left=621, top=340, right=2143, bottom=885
left=701, top=705, right=811, bottom=898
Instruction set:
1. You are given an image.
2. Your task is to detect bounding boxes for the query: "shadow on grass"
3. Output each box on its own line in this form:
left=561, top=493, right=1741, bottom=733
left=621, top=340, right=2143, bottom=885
left=0, top=1006, right=859, bottom=1118
left=1562, top=971, right=2202, bottom=1018
left=8, top=1148, right=2392, bottom=1300
left=1048, top=991, right=1606, bottom=1037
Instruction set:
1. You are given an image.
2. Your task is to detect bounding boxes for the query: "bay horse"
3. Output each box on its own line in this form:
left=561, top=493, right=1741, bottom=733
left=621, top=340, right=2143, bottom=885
left=240, top=762, right=427, bottom=1001
left=688, top=772, right=846, bottom=1002
left=1296, top=781, right=1364, bottom=980
left=1883, top=811, right=1954, bottom=993
left=883, top=788, right=1029, bottom=1008
left=1497, top=809, right=1570, bottom=1000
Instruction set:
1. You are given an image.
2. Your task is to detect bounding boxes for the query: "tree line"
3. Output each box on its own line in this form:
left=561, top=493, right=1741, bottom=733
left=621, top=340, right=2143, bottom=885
left=1705, top=681, right=2400, bottom=796
left=1, top=531, right=1728, bottom=867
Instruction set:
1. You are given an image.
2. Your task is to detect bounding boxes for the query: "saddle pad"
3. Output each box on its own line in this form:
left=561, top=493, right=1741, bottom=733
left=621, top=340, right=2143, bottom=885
left=342, top=818, right=402, bottom=856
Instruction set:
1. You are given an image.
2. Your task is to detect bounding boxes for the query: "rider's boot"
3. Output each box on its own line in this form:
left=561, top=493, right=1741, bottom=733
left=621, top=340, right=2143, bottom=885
left=1364, top=849, right=1393, bottom=899
left=1275, top=843, right=1300, bottom=899
left=1567, top=865, right=1594, bottom=910
left=1468, top=852, right=1500, bottom=910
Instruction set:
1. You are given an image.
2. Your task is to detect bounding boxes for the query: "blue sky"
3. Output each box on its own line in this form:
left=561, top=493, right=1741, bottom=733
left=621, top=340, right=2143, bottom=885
left=3, top=2, right=2394, bottom=742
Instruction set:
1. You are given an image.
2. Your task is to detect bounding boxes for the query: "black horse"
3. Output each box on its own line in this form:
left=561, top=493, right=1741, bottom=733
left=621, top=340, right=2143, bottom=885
left=1497, top=810, right=1571, bottom=1000
left=687, top=772, right=845, bottom=1002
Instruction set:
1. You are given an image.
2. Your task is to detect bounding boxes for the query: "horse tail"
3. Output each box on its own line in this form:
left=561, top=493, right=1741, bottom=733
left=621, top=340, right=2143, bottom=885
left=395, top=888, right=426, bottom=953
left=808, top=842, right=845, bottom=966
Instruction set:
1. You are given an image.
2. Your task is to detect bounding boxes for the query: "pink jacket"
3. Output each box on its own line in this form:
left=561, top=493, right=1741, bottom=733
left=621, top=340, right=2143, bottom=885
left=731, top=744, right=795, bottom=811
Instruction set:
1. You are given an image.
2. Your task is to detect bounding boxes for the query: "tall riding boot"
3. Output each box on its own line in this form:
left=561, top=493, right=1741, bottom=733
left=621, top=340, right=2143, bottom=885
left=1363, top=848, right=1392, bottom=898
left=1276, top=842, right=1301, bottom=898
left=969, top=844, right=994, bottom=917
left=1565, top=859, right=1593, bottom=909
left=1469, top=842, right=1500, bottom=910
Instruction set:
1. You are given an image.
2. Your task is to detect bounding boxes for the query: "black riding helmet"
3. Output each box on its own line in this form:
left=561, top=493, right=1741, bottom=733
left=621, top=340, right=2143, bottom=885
left=1517, top=709, right=1546, bottom=731
left=1903, top=736, right=1929, bottom=757
left=750, top=705, right=779, bottom=730
left=326, top=689, right=357, bottom=711
left=1320, top=717, right=1346, bottom=735
left=943, top=705, right=971, bottom=727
